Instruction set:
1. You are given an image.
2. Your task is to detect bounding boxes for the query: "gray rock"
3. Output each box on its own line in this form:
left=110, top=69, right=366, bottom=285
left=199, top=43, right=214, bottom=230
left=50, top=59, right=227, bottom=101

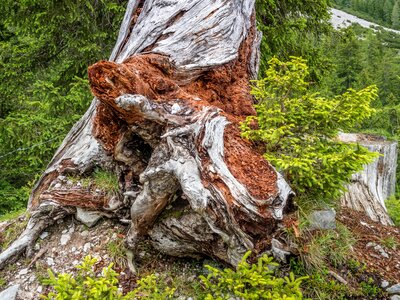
left=18, top=268, right=28, bottom=276
left=60, top=233, right=71, bottom=246
left=381, top=280, right=390, bottom=288
left=47, top=257, right=54, bottom=266
left=387, top=283, right=400, bottom=294
left=76, top=208, right=102, bottom=227
left=83, top=242, right=91, bottom=252
left=390, top=295, right=400, bottom=300
left=366, top=242, right=390, bottom=259
left=0, top=284, right=20, bottom=300
left=309, top=209, right=336, bottom=230
left=39, top=231, right=49, bottom=239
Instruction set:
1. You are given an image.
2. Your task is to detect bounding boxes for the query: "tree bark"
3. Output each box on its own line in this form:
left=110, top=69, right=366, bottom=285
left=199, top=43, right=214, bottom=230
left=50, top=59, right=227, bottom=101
left=339, top=133, right=397, bottom=225
left=0, top=0, right=294, bottom=269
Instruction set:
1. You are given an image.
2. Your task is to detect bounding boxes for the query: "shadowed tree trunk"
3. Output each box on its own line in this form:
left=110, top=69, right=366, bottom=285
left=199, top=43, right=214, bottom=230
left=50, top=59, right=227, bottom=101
left=0, top=0, right=294, bottom=269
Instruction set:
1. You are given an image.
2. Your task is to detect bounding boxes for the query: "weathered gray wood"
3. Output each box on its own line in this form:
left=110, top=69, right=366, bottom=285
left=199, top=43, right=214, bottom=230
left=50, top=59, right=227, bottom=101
left=339, top=133, right=397, bottom=225
left=1, top=0, right=295, bottom=270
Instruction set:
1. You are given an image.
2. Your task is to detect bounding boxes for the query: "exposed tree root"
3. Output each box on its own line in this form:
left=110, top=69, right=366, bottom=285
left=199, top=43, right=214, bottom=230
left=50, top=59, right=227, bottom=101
left=0, top=202, right=72, bottom=269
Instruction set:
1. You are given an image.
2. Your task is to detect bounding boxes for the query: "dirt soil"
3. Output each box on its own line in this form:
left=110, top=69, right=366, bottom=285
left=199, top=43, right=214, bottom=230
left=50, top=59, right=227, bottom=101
left=338, top=209, right=400, bottom=282
left=0, top=215, right=205, bottom=299
left=1, top=209, right=399, bottom=299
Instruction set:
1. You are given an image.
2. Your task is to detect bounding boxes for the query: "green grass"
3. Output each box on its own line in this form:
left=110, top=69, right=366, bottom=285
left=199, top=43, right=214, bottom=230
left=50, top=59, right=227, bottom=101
left=380, top=236, right=399, bottom=250
left=93, top=169, right=119, bottom=194
left=0, top=208, right=26, bottom=222
left=66, top=169, right=119, bottom=195
left=299, top=222, right=356, bottom=271
left=0, top=213, right=29, bottom=249
left=106, top=237, right=127, bottom=268
left=385, top=196, right=400, bottom=226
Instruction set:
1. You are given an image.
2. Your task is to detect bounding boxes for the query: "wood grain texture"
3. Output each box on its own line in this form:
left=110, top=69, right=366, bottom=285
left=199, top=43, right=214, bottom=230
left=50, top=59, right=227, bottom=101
left=2, top=0, right=294, bottom=269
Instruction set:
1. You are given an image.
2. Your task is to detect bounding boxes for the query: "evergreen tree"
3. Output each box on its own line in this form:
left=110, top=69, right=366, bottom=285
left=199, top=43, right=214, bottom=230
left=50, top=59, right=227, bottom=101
left=392, top=1, right=400, bottom=28
left=384, top=0, right=394, bottom=23
left=0, top=0, right=128, bottom=214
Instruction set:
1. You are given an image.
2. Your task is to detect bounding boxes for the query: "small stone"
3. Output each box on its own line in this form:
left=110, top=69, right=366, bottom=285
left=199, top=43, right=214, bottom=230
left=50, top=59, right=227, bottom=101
left=60, top=233, right=71, bottom=246
left=36, top=286, right=43, bottom=293
left=390, top=295, right=400, bottom=300
left=360, top=221, right=371, bottom=227
left=81, top=230, right=89, bottom=237
left=309, top=209, right=336, bottom=230
left=83, top=242, right=91, bottom=252
left=387, top=283, right=400, bottom=294
left=366, top=242, right=390, bottom=258
left=72, top=260, right=79, bottom=266
left=68, top=226, right=75, bottom=234
left=18, top=269, right=28, bottom=276
left=62, top=229, right=68, bottom=234
left=47, top=257, right=54, bottom=266
left=53, top=183, right=62, bottom=189
left=39, top=232, right=49, bottom=239
left=382, top=280, right=390, bottom=288
left=0, top=284, right=20, bottom=300
left=29, top=275, right=35, bottom=282
left=76, top=208, right=102, bottom=228
left=71, top=247, right=76, bottom=252
left=170, top=103, right=181, bottom=114
left=34, top=243, right=40, bottom=251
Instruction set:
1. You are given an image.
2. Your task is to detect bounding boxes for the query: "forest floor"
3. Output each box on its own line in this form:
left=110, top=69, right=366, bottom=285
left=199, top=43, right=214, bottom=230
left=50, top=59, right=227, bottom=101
left=0, top=208, right=399, bottom=299
left=337, top=210, right=400, bottom=282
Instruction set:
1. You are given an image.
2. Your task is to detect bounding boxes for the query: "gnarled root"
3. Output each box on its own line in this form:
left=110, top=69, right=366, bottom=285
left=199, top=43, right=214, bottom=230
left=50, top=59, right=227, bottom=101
left=0, top=202, right=72, bottom=269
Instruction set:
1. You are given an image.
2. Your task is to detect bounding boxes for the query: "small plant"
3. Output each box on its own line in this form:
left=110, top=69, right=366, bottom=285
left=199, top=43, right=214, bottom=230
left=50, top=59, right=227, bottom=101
left=41, top=256, right=125, bottom=300
left=0, top=213, right=29, bottom=249
left=300, top=222, right=356, bottom=270
left=0, top=276, right=6, bottom=288
left=128, top=274, right=176, bottom=299
left=380, top=236, right=399, bottom=250
left=200, top=251, right=307, bottom=299
left=41, top=256, right=175, bottom=300
left=347, top=258, right=367, bottom=274
left=290, top=258, right=354, bottom=300
left=241, top=57, right=378, bottom=204
left=66, top=168, right=119, bottom=196
left=106, top=235, right=127, bottom=268
left=385, top=196, right=400, bottom=226
left=360, top=277, right=382, bottom=298
left=93, top=169, right=119, bottom=194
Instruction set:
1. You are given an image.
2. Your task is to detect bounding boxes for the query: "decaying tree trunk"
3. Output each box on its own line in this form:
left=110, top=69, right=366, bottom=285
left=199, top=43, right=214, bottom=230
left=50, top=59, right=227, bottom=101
left=339, top=133, right=397, bottom=225
left=0, top=0, right=294, bottom=269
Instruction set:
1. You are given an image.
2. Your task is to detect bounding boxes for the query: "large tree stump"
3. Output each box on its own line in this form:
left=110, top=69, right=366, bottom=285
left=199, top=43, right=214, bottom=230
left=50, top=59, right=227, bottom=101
left=339, top=133, right=397, bottom=225
left=0, top=0, right=293, bottom=269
